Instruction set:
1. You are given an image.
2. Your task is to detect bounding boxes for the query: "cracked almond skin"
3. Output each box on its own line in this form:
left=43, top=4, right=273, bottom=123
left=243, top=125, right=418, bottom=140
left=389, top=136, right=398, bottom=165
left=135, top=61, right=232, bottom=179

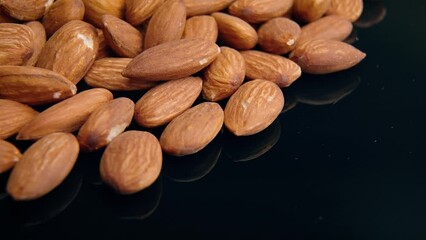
left=0, top=140, right=21, bottom=174
left=0, top=23, right=35, bottom=66
left=0, top=66, right=77, bottom=105
left=257, top=17, right=301, bottom=55
left=327, top=0, right=363, bottom=22
left=241, top=50, right=301, bottom=88
left=125, top=0, right=165, bottom=26
left=24, top=21, right=46, bottom=67
left=0, top=99, right=38, bottom=140
left=0, top=0, right=54, bottom=21
left=298, top=15, right=353, bottom=45
left=293, top=0, right=331, bottom=23
left=17, top=88, right=113, bottom=141
left=123, top=38, right=220, bottom=81
left=289, top=39, right=366, bottom=74
left=82, top=0, right=125, bottom=28
left=78, top=98, right=134, bottom=152
left=7, top=133, right=79, bottom=201
left=160, top=102, right=224, bottom=156
left=224, top=80, right=284, bottom=136
left=203, top=47, right=245, bottom=102
left=42, top=0, right=85, bottom=37
left=100, top=131, right=162, bottom=194
left=228, top=0, right=294, bottom=23
left=183, top=0, right=235, bottom=17
left=183, top=15, right=218, bottom=43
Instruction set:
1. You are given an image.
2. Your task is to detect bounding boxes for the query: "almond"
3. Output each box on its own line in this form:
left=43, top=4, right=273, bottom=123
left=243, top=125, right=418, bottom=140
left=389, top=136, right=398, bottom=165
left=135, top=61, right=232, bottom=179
left=134, top=77, right=202, bottom=128
left=0, top=23, right=35, bottom=66
left=95, top=28, right=113, bottom=59
left=82, top=0, right=125, bottom=28
left=0, top=99, right=38, bottom=140
left=228, top=0, right=294, bottom=23
left=144, top=0, right=186, bottom=49
left=203, top=46, right=245, bottom=101
left=183, top=15, right=218, bottom=43
left=160, top=102, right=224, bottom=156
left=42, top=0, right=85, bottom=37
left=0, top=0, right=54, bottom=21
left=289, top=39, right=366, bottom=74
left=78, top=98, right=134, bottom=151
left=0, top=140, right=21, bottom=174
left=0, top=66, right=77, bottom=105
left=0, top=9, right=17, bottom=23
left=293, top=0, right=331, bottom=22
left=257, top=17, right=301, bottom=55
left=100, top=131, right=162, bottom=194
left=326, top=0, right=363, bottom=22
left=84, top=58, right=156, bottom=91
left=17, top=88, right=113, bottom=140
left=184, top=0, right=235, bottom=17
left=123, top=38, right=220, bottom=81
left=211, top=12, right=258, bottom=50
left=36, top=20, right=99, bottom=84
left=298, top=15, right=353, bottom=45
left=125, top=0, right=165, bottom=26
left=224, top=79, right=284, bottom=136
left=24, top=21, right=46, bottom=67
left=7, top=132, right=79, bottom=201
left=241, top=50, right=301, bottom=87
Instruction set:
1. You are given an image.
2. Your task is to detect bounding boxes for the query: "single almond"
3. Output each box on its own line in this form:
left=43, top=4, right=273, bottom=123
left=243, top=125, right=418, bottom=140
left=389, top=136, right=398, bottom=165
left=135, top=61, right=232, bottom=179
left=224, top=79, right=284, bottom=136
left=42, top=0, right=85, bottom=37
left=100, top=131, right=162, bottom=194
left=0, top=23, right=35, bottom=66
left=293, top=0, right=331, bottom=22
left=228, top=0, right=294, bottom=23
left=0, top=99, right=38, bottom=140
left=7, top=132, right=79, bottom=201
left=24, top=21, right=46, bottom=67
left=183, top=0, right=235, bottom=17
left=17, top=88, right=113, bottom=140
left=0, top=0, right=54, bottom=21
left=298, top=15, right=353, bottom=45
left=0, top=66, right=77, bottom=105
left=183, top=15, right=218, bottom=43
left=326, top=0, right=363, bottom=22
left=82, top=0, right=125, bottom=28
left=241, top=50, right=301, bottom=87
left=125, top=0, right=165, bottom=26
left=257, top=17, right=301, bottom=55
left=203, top=46, right=245, bottom=101
left=0, top=140, right=22, bottom=174
left=134, top=76, right=202, bottom=128
left=160, top=102, right=224, bottom=156
left=123, top=38, right=220, bottom=81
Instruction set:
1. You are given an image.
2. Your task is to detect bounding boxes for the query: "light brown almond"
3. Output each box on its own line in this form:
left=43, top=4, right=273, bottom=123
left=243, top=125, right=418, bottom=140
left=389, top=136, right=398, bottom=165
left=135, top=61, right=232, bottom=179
left=125, top=0, right=165, bottom=26
left=82, top=0, right=125, bottom=28
left=183, top=15, right=218, bottom=43
left=134, top=77, right=202, bottom=128
left=7, top=132, right=79, bottom=201
left=0, top=99, right=38, bottom=140
left=257, top=17, right=301, bottom=55
left=100, top=131, right=162, bottom=194
left=160, top=102, right=224, bottom=156
left=327, top=0, right=363, bottom=22
left=0, top=23, right=35, bottom=66
left=0, top=140, right=21, bottom=173
left=293, top=0, right=331, bottom=22
left=24, top=21, right=46, bottom=67
left=298, top=15, right=353, bottom=45
left=203, top=47, right=245, bottom=101
left=0, top=0, right=54, bottom=21
left=42, top=0, right=85, bottom=37
left=228, top=0, right=294, bottom=23
left=224, top=79, right=284, bottom=136
left=184, top=0, right=235, bottom=17
left=17, top=88, right=113, bottom=140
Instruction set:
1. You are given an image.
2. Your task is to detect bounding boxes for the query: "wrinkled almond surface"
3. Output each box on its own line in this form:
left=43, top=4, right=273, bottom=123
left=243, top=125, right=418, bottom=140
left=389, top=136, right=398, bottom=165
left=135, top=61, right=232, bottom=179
left=257, top=17, right=301, bottom=55
left=183, top=15, right=218, bottom=43
left=293, top=0, right=331, bottom=22
left=82, top=0, right=125, bottom=28
left=0, top=23, right=35, bottom=66
left=0, top=0, right=53, bottom=21
left=0, top=99, right=38, bottom=140
left=327, top=0, right=363, bottom=22
left=184, top=0, right=235, bottom=17
left=298, top=15, right=353, bottom=45
left=42, top=0, right=85, bottom=36
left=228, top=0, right=294, bottom=23
left=125, top=0, right=165, bottom=26
left=0, top=140, right=21, bottom=174
left=24, top=21, right=46, bottom=67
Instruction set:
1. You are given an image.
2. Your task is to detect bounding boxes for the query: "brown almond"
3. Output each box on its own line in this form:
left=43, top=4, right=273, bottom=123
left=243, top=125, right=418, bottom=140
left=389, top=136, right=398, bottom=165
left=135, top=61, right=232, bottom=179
left=135, top=77, right=202, bottom=128
left=0, top=140, right=22, bottom=174
left=78, top=98, right=134, bottom=151
left=24, top=21, right=46, bottom=66
left=0, top=99, right=38, bottom=140
left=203, top=47, right=245, bottom=101
left=211, top=12, right=258, bottom=50
left=100, top=131, right=162, bottom=194
left=123, top=38, right=220, bottom=81
left=0, top=9, right=17, bottom=23
left=184, top=0, right=235, bottom=17
left=125, top=0, right=165, bottom=26
left=224, top=79, right=284, bottom=136
left=7, top=133, right=79, bottom=201
left=95, top=28, right=113, bottom=59
left=0, top=0, right=54, bottom=21
left=183, top=15, right=218, bottom=43
left=293, top=0, right=331, bottom=22
left=42, top=0, right=85, bottom=37
left=228, top=0, right=294, bottom=23
left=0, top=66, right=77, bottom=105
left=36, top=20, right=99, bottom=84
left=257, top=17, right=301, bottom=55
left=0, top=23, right=35, bottom=66
left=241, top=50, right=301, bottom=87
left=289, top=39, right=366, bottom=74
left=17, top=88, right=113, bottom=140
left=160, top=102, right=224, bottom=156
left=298, top=15, right=353, bottom=45
left=82, top=0, right=125, bottom=28
left=327, top=0, right=363, bottom=22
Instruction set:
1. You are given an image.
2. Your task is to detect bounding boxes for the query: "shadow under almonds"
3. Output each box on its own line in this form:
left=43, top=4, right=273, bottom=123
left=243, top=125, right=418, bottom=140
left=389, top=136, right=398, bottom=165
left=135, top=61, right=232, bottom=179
left=163, top=133, right=223, bottom=183
left=354, top=0, right=387, bottom=29
left=223, top=119, right=281, bottom=162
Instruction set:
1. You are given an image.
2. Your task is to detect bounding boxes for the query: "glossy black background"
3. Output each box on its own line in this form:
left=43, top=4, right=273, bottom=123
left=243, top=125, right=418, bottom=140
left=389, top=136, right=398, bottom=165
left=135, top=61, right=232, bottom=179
left=1, top=0, right=426, bottom=239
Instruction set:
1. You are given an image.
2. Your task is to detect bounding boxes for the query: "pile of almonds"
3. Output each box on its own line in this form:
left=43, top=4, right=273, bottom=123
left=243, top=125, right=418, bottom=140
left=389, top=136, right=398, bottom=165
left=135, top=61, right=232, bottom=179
left=0, top=0, right=367, bottom=201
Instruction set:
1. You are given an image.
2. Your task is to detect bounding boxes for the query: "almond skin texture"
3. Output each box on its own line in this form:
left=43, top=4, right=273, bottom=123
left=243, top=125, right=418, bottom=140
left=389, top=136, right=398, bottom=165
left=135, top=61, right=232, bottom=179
left=224, top=79, right=284, bottom=136
left=184, top=0, right=235, bottom=17
left=0, top=99, right=38, bottom=140
left=78, top=98, right=134, bottom=151
left=160, top=102, right=224, bottom=156
left=241, top=50, right=301, bottom=88
left=82, top=0, right=125, bottom=28
left=95, top=28, right=113, bottom=59
left=36, top=20, right=99, bottom=84
left=0, top=66, right=77, bottom=105
left=100, top=131, right=162, bottom=194
left=102, top=15, right=143, bottom=57
left=7, top=133, right=79, bottom=201
left=211, top=12, right=258, bottom=50
left=257, top=17, right=301, bottom=55
left=289, top=39, right=366, bottom=74
left=203, top=47, right=245, bottom=102
left=84, top=58, right=156, bottom=91
left=183, top=15, right=218, bottom=43
left=298, top=15, right=353, bottom=45
left=0, top=140, right=21, bottom=174
left=123, top=38, right=220, bottom=81
left=327, top=0, right=363, bottom=22
left=228, top=0, right=294, bottom=23
left=293, top=0, right=331, bottom=22
left=125, top=0, right=165, bottom=26
left=0, top=0, right=54, bottom=21
left=17, top=88, right=113, bottom=140
left=24, top=21, right=46, bottom=67
left=0, top=23, right=35, bottom=66
left=144, top=0, right=186, bottom=49
left=42, top=0, right=85, bottom=37
left=135, top=77, right=202, bottom=128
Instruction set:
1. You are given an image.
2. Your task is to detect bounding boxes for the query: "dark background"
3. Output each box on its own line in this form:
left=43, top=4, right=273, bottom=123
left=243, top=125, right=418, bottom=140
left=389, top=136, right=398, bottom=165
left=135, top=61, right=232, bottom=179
left=1, top=0, right=426, bottom=239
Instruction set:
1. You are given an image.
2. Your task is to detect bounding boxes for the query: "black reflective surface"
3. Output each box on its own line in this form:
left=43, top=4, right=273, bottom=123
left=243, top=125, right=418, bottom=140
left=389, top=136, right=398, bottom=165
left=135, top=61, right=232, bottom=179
left=2, top=1, right=426, bottom=239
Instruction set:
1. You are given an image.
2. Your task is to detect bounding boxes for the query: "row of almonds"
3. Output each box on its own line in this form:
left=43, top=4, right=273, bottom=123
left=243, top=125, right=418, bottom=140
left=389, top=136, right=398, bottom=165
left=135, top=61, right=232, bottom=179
left=0, top=0, right=367, bottom=201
